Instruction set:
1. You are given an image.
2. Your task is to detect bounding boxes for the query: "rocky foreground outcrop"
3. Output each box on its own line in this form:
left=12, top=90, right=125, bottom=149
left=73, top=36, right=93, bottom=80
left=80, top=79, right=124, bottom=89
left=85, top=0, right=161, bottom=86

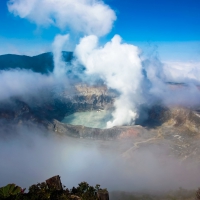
left=0, top=175, right=109, bottom=200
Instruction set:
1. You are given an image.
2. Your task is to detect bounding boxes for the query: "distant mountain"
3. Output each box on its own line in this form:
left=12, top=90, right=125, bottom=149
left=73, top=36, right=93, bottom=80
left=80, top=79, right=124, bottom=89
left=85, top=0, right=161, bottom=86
left=0, top=51, right=73, bottom=74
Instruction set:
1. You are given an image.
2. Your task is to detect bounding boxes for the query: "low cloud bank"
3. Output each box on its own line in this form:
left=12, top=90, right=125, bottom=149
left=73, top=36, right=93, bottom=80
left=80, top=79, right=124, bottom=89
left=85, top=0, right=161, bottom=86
left=0, top=69, right=54, bottom=102
left=0, top=125, right=199, bottom=193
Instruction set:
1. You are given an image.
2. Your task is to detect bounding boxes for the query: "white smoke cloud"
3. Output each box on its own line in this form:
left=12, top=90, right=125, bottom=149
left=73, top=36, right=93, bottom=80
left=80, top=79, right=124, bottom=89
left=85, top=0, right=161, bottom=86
left=142, top=57, right=167, bottom=100
left=0, top=69, right=54, bottom=101
left=163, top=61, right=200, bottom=83
left=142, top=59, right=200, bottom=107
left=7, top=0, right=116, bottom=37
left=52, top=34, right=69, bottom=78
left=75, top=35, right=144, bottom=127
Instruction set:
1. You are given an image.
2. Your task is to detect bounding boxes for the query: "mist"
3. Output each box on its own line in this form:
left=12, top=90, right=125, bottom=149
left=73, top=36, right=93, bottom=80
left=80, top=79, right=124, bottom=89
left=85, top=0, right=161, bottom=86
left=0, top=123, right=200, bottom=194
left=0, top=69, right=55, bottom=102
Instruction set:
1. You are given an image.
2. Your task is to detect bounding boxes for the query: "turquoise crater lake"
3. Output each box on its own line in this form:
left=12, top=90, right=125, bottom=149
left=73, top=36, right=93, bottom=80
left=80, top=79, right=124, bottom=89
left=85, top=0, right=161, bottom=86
left=61, top=110, right=113, bottom=129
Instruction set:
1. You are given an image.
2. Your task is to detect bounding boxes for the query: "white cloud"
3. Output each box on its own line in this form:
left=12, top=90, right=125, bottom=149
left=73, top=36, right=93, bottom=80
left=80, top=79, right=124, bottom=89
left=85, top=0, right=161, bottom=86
left=142, top=60, right=200, bottom=107
left=163, top=61, right=200, bottom=83
left=8, top=0, right=116, bottom=37
left=0, top=69, right=54, bottom=101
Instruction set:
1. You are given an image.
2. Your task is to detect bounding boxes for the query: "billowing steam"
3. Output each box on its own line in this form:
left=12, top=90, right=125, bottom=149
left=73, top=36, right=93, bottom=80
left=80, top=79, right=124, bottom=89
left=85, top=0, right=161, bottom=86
left=52, top=34, right=69, bottom=78
left=75, top=35, right=144, bottom=127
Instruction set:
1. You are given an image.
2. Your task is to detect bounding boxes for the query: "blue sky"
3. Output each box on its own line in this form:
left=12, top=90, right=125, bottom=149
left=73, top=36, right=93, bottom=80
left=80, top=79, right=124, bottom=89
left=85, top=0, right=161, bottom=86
left=0, top=0, right=200, bottom=61
left=106, top=0, right=200, bottom=42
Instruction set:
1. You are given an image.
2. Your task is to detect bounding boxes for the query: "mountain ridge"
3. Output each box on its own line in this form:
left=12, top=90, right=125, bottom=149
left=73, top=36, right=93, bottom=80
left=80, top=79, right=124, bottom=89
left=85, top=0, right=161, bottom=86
left=0, top=51, right=73, bottom=74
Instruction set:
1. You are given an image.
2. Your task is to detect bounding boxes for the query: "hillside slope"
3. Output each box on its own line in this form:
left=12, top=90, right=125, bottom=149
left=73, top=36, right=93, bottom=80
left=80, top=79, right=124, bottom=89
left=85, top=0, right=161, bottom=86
left=0, top=51, right=73, bottom=74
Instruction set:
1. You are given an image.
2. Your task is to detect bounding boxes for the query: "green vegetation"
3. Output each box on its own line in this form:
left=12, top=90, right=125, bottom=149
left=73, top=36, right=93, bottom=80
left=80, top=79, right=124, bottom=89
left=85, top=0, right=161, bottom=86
left=0, top=184, right=22, bottom=199
left=0, top=181, right=198, bottom=200
left=0, top=181, right=107, bottom=200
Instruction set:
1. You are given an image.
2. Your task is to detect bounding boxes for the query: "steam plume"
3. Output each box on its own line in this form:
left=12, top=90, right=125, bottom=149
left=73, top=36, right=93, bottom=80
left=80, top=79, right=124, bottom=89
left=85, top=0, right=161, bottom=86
left=75, top=35, right=144, bottom=127
left=52, top=34, right=69, bottom=78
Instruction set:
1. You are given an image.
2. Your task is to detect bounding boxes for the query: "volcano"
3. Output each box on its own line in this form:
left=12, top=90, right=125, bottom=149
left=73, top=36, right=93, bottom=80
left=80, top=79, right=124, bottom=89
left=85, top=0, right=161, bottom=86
left=0, top=52, right=200, bottom=166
